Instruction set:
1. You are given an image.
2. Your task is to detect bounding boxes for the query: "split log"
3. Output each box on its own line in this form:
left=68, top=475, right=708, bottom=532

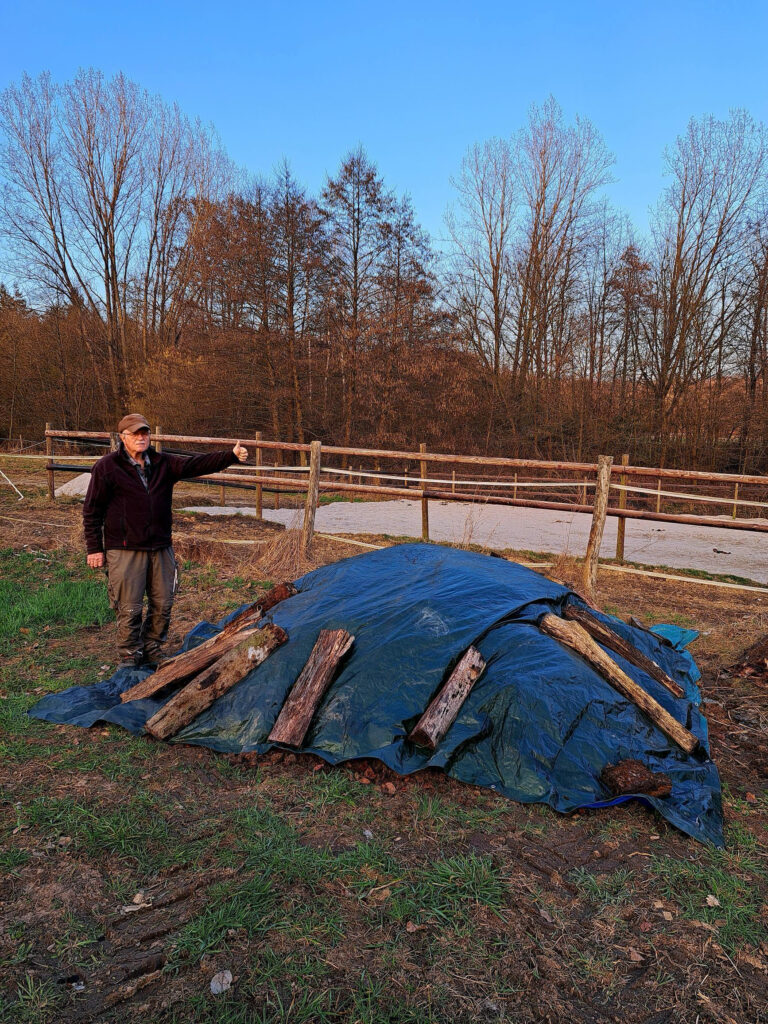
left=539, top=614, right=699, bottom=755
left=268, top=629, right=354, bottom=747
left=145, top=624, right=287, bottom=740
left=563, top=604, right=684, bottom=699
left=408, top=646, right=486, bottom=750
left=121, top=582, right=296, bottom=703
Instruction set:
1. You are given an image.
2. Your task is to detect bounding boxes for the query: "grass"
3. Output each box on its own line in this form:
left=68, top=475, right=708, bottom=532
left=23, top=793, right=176, bottom=873
left=170, top=873, right=276, bottom=964
left=570, top=866, right=636, bottom=906
left=2, top=542, right=768, bottom=1022
left=0, top=548, right=112, bottom=652
left=649, top=830, right=768, bottom=953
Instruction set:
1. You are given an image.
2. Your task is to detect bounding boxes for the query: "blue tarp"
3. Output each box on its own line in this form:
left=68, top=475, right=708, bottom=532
left=30, top=544, right=723, bottom=845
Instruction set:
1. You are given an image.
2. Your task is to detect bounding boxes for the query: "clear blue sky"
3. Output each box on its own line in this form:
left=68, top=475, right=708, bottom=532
left=1, top=0, right=766, bottom=246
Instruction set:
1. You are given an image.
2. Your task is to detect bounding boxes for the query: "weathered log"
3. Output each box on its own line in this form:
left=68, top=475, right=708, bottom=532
left=563, top=604, right=685, bottom=699
left=121, top=581, right=296, bottom=703
left=539, top=614, right=699, bottom=755
left=581, top=454, right=613, bottom=600
left=268, top=629, right=354, bottom=747
left=408, top=646, right=486, bottom=750
left=146, top=624, right=287, bottom=740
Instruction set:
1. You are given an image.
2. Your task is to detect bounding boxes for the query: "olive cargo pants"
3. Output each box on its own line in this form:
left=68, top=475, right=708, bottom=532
left=106, top=548, right=179, bottom=665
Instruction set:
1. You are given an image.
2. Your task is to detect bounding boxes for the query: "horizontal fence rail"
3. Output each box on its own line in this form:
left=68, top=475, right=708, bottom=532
left=42, top=427, right=768, bottom=556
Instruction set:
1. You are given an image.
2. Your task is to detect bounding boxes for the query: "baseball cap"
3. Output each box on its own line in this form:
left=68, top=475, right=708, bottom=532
left=117, top=413, right=150, bottom=433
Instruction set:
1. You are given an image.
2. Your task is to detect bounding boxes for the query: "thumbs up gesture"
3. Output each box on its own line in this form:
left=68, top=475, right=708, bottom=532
left=233, top=441, right=248, bottom=463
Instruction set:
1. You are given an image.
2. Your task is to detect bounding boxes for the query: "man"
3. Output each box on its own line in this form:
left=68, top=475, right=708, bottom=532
left=84, top=414, right=248, bottom=668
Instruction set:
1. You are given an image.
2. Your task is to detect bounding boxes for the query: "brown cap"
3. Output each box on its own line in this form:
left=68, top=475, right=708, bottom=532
left=117, top=413, right=150, bottom=434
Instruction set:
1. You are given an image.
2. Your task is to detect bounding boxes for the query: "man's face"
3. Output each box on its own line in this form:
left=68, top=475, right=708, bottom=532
left=121, top=427, right=150, bottom=460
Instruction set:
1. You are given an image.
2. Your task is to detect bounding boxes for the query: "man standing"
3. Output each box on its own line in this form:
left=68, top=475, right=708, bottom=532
left=83, top=414, right=248, bottom=668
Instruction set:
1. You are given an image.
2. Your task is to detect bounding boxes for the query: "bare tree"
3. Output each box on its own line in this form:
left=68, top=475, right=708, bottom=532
left=0, top=70, right=227, bottom=418
left=640, top=111, right=767, bottom=457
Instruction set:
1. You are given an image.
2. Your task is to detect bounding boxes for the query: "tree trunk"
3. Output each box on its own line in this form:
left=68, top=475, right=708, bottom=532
left=146, top=624, right=288, bottom=740
left=408, top=646, right=486, bottom=750
left=268, top=629, right=354, bottom=747
left=563, top=604, right=684, bottom=698
left=539, top=614, right=698, bottom=754
left=121, top=582, right=296, bottom=703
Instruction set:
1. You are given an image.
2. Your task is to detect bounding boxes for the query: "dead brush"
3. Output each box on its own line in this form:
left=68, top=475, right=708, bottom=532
left=246, top=517, right=321, bottom=581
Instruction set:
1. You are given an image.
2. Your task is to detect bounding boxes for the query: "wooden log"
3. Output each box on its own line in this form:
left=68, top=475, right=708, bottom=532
left=146, top=624, right=287, bottom=740
left=539, top=614, right=699, bottom=755
left=581, top=454, right=613, bottom=600
left=408, top=646, right=486, bottom=750
left=563, top=604, right=685, bottom=699
left=121, top=582, right=296, bottom=703
left=268, top=629, right=354, bottom=747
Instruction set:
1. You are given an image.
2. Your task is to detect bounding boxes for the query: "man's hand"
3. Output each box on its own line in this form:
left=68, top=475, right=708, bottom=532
left=233, top=441, right=248, bottom=463
left=87, top=552, right=105, bottom=569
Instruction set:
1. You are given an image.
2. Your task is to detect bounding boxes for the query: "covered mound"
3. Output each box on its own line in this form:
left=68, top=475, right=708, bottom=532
left=30, top=543, right=722, bottom=845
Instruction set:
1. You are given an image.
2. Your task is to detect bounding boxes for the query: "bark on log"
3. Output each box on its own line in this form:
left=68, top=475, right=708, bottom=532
left=581, top=454, right=613, bottom=600
left=146, top=624, right=287, bottom=740
left=539, top=614, right=699, bottom=755
left=268, top=629, right=354, bottom=747
left=408, top=646, right=486, bottom=750
left=563, top=604, right=685, bottom=699
left=121, top=582, right=296, bottom=703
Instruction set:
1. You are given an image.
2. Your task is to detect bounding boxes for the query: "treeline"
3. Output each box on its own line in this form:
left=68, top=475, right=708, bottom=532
left=1, top=72, right=767, bottom=470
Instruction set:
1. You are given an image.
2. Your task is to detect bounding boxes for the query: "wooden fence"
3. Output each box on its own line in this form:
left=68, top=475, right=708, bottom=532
left=44, top=426, right=768, bottom=571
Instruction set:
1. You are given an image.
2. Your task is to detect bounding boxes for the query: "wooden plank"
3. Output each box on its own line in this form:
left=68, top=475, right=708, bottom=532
left=563, top=604, right=685, bottom=699
left=120, top=582, right=296, bottom=703
left=268, top=629, right=354, bottom=747
left=539, top=614, right=699, bottom=755
left=145, top=624, right=287, bottom=740
left=408, top=646, right=486, bottom=751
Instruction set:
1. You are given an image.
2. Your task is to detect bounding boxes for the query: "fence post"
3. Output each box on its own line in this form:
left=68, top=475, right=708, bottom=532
left=302, top=441, right=322, bottom=557
left=656, top=479, right=662, bottom=514
left=45, top=422, right=55, bottom=501
left=110, top=432, right=119, bottom=453
left=615, top=453, right=629, bottom=562
left=420, top=443, right=429, bottom=541
left=732, top=483, right=739, bottom=519
left=255, top=431, right=263, bottom=520
left=154, top=424, right=163, bottom=454
left=582, top=455, right=613, bottom=600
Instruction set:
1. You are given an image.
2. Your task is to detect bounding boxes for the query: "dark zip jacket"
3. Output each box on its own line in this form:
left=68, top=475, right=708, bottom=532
left=83, top=444, right=237, bottom=554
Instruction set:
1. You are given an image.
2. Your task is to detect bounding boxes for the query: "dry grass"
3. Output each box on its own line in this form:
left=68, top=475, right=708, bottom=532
left=252, top=525, right=320, bottom=580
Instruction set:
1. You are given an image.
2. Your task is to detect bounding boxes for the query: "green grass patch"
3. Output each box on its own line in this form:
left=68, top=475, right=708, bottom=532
left=386, top=852, right=508, bottom=929
left=0, top=548, right=112, bottom=652
left=570, top=866, right=636, bottom=906
left=23, top=794, right=176, bottom=873
left=650, top=831, right=768, bottom=952
left=170, top=872, right=276, bottom=964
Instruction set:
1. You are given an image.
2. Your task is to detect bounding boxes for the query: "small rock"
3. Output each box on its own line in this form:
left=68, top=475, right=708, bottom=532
left=662, top=910, right=673, bottom=921
left=210, top=970, right=233, bottom=995
left=362, top=829, right=373, bottom=840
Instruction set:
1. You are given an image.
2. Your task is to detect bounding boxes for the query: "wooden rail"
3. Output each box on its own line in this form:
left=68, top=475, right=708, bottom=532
left=43, top=428, right=768, bottom=563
